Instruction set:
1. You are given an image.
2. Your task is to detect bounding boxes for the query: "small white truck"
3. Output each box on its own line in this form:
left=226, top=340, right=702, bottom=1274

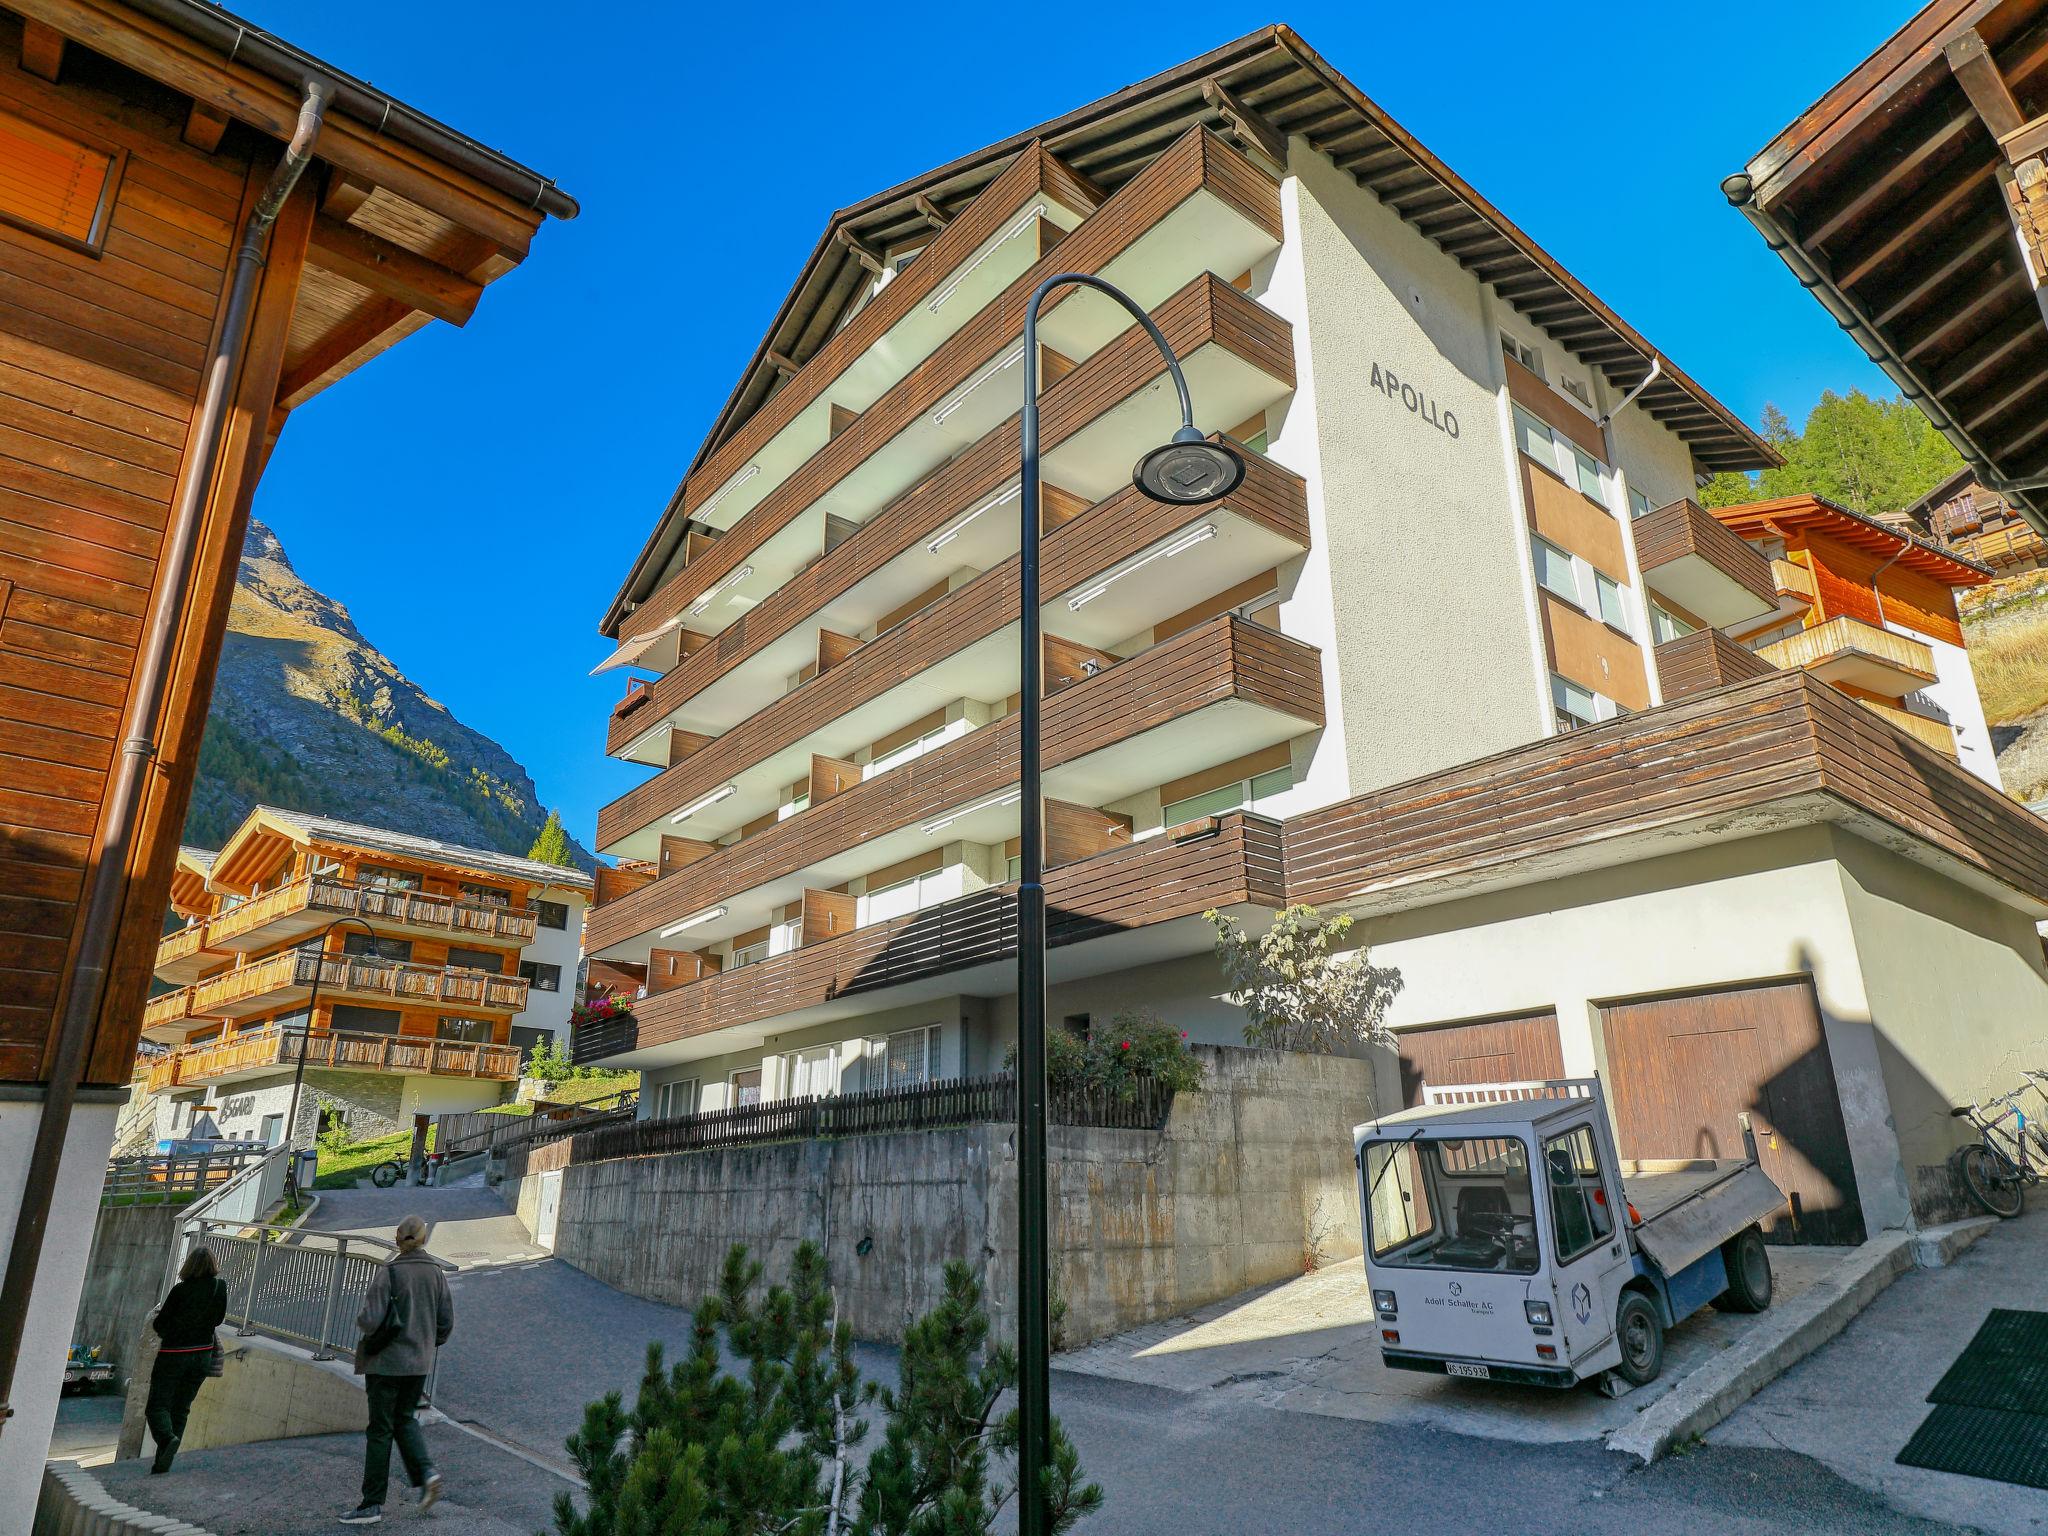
left=1355, top=1077, right=1785, bottom=1389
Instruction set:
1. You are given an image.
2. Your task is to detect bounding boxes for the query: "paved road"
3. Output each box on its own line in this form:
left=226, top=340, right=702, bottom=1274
left=275, top=1180, right=1974, bottom=1534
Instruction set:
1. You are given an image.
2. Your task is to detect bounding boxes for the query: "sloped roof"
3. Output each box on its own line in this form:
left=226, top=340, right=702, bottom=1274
left=1711, top=493, right=1996, bottom=585
left=221, top=805, right=593, bottom=891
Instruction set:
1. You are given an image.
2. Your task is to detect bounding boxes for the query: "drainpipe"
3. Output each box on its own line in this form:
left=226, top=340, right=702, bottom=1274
left=0, top=79, right=332, bottom=1447
left=1597, top=354, right=1662, bottom=431
left=1722, top=173, right=2048, bottom=507
left=1869, top=539, right=1910, bottom=631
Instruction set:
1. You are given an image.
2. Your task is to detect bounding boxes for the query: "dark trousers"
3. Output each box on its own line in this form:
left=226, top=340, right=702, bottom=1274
left=361, top=1373, right=431, bottom=1506
left=144, top=1349, right=210, bottom=1462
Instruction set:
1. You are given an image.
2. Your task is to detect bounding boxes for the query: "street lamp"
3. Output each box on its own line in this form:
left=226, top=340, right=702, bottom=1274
left=281, top=915, right=378, bottom=1199
left=1014, top=272, right=1242, bottom=1533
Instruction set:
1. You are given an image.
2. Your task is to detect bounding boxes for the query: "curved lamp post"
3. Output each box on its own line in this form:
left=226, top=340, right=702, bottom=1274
left=281, top=914, right=379, bottom=1199
left=1015, top=273, right=1242, bottom=1533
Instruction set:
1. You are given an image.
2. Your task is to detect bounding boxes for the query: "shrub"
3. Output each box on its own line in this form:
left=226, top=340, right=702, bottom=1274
left=1006, top=1007, right=1205, bottom=1103
left=1207, top=904, right=1402, bottom=1054
left=524, top=1037, right=575, bottom=1085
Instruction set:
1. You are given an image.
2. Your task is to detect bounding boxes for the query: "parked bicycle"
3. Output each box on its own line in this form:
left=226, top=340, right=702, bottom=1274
left=1952, top=1082, right=2040, bottom=1218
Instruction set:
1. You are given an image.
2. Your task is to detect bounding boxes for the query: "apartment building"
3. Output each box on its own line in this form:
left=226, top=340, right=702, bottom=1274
left=136, top=807, right=591, bottom=1144
left=579, top=27, right=2048, bottom=1245
left=0, top=0, right=574, bottom=1497
left=1703, top=495, right=2001, bottom=784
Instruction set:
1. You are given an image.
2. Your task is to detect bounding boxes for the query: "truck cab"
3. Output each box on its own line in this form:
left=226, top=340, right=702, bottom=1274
left=1357, top=1079, right=1779, bottom=1389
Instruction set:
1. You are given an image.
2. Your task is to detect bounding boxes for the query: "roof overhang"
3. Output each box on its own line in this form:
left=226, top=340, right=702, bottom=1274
left=604, top=24, right=1775, bottom=635
left=1729, top=0, right=2048, bottom=535
left=1711, top=493, right=1996, bottom=585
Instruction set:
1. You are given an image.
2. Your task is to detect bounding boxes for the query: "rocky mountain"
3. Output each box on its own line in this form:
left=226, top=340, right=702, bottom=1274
left=183, top=516, right=592, bottom=866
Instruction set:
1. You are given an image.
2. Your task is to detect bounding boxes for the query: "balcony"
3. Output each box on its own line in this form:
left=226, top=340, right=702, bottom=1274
left=169, top=949, right=530, bottom=1023
left=1655, top=627, right=1779, bottom=702
left=142, top=988, right=200, bottom=1039
left=152, top=1024, right=522, bottom=1088
left=157, top=876, right=537, bottom=975
left=598, top=453, right=1311, bottom=852
left=1633, top=499, right=1776, bottom=628
left=1861, top=697, right=1957, bottom=757
left=610, top=270, right=1298, bottom=764
left=1753, top=615, right=1937, bottom=695
left=574, top=811, right=1285, bottom=1067
left=156, top=923, right=212, bottom=984
left=611, top=129, right=1284, bottom=657
left=587, top=614, right=1323, bottom=959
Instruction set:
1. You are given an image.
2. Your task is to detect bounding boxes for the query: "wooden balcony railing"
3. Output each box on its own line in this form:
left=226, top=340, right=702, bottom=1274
left=184, top=949, right=529, bottom=1018
left=160, top=875, right=537, bottom=970
left=154, top=1025, right=522, bottom=1087
left=1771, top=558, right=1813, bottom=600
left=1755, top=615, right=1937, bottom=685
left=142, top=989, right=196, bottom=1031
left=1633, top=499, right=1776, bottom=621
left=1862, top=698, right=1957, bottom=757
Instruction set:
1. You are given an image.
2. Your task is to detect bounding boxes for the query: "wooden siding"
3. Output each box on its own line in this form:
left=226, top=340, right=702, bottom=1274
left=1633, top=498, right=1777, bottom=614
left=588, top=615, right=1321, bottom=952
left=617, top=129, right=1283, bottom=645
left=575, top=812, right=1284, bottom=1063
left=1395, top=1012, right=1563, bottom=1107
left=601, top=444, right=1306, bottom=839
left=1801, top=531, right=1965, bottom=647
left=1654, top=627, right=1779, bottom=701
left=1283, top=669, right=2048, bottom=913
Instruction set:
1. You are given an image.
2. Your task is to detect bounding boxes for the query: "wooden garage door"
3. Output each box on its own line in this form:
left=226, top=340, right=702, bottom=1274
left=1397, top=1012, right=1564, bottom=1107
left=1601, top=981, right=1864, bottom=1245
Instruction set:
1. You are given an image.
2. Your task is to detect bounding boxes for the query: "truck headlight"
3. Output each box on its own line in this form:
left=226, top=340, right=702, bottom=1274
left=1373, top=1289, right=1398, bottom=1319
left=1524, top=1300, right=1553, bottom=1327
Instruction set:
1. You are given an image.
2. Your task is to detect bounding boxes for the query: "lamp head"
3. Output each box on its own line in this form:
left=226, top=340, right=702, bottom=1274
left=1133, top=428, right=1245, bottom=505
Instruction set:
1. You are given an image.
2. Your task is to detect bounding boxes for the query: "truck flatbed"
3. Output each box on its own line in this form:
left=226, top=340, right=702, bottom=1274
left=1621, top=1157, right=1785, bottom=1276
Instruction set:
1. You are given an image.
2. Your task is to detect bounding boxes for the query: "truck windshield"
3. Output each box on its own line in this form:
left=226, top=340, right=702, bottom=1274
left=1365, top=1136, right=1539, bottom=1274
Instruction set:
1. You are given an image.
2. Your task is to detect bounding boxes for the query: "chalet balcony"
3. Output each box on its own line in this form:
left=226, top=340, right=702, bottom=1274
left=141, top=988, right=200, bottom=1039
left=151, top=1024, right=522, bottom=1089
left=163, top=949, right=529, bottom=1023
left=152, top=874, right=537, bottom=977
left=606, top=129, right=1283, bottom=663
left=1862, top=698, right=1957, bottom=757
left=586, top=615, right=1322, bottom=959
left=1753, top=615, right=1937, bottom=695
left=574, top=811, right=1285, bottom=1068
left=1633, top=499, right=1776, bottom=628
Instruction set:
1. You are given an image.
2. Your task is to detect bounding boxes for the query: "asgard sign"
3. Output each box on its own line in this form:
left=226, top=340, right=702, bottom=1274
left=1370, top=362, right=1459, bottom=440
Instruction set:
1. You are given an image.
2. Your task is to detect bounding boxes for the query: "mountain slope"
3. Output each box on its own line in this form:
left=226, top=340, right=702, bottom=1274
left=183, top=517, right=591, bottom=866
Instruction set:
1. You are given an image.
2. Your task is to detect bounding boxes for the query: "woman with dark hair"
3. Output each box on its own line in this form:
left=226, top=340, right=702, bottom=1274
left=146, top=1245, right=227, bottom=1474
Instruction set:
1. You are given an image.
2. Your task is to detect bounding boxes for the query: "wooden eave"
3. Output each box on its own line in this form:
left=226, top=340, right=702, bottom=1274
left=5, top=0, right=572, bottom=415
left=605, top=24, right=1771, bottom=634
left=1711, top=494, right=1997, bottom=586
left=1738, top=0, right=2048, bottom=528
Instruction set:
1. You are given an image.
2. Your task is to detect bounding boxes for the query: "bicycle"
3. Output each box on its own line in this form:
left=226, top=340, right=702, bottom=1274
left=1951, top=1083, right=2040, bottom=1218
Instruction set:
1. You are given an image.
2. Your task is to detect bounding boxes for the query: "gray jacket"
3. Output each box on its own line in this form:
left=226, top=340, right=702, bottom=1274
left=353, top=1249, right=453, bottom=1377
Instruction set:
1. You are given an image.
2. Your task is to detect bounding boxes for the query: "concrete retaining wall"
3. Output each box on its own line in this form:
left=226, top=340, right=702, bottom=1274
left=72, top=1202, right=181, bottom=1384
left=118, top=1333, right=365, bottom=1461
left=513, top=1046, right=1373, bottom=1346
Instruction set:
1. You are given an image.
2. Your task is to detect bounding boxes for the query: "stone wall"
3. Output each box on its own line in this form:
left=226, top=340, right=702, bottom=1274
left=511, top=1045, right=1374, bottom=1346
left=71, top=1203, right=181, bottom=1384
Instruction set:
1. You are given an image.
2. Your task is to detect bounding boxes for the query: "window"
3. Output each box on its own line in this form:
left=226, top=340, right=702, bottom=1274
left=340, top=933, right=413, bottom=964
left=1543, top=1125, right=1615, bottom=1261
left=866, top=718, right=971, bottom=779
left=1649, top=603, right=1694, bottom=645
left=1550, top=674, right=1618, bottom=733
left=1500, top=331, right=1542, bottom=378
left=0, top=109, right=117, bottom=251
left=1162, top=764, right=1295, bottom=828
left=861, top=866, right=955, bottom=926
left=869, top=1026, right=941, bottom=1089
left=1363, top=1136, right=1538, bottom=1274
left=531, top=899, right=570, bottom=930
left=730, top=938, right=770, bottom=970
left=1531, top=535, right=1578, bottom=603
left=778, top=793, right=810, bottom=822
left=459, top=882, right=510, bottom=907
left=653, top=1077, right=699, bottom=1120
left=1569, top=443, right=1606, bottom=503
left=1514, top=404, right=1553, bottom=464
left=1560, top=375, right=1593, bottom=409
left=437, top=1017, right=492, bottom=1042
left=783, top=1044, right=839, bottom=1099
left=446, top=945, right=503, bottom=974
left=329, top=1004, right=401, bottom=1036
left=518, top=961, right=562, bottom=992
left=729, top=1067, right=763, bottom=1108
left=1513, top=405, right=1614, bottom=513
left=358, top=865, right=422, bottom=892
left=1594, top=572, right=1630, bottom=634
left=1628, top=485, right=1655, bottom=520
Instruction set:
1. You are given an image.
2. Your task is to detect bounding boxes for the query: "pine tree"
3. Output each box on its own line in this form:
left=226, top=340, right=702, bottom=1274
left=559, top=1245, right=1103, bottom=1536
left=1696, top=390, right=1963, bottom=517
left=528, top=808, right=576, bottom=867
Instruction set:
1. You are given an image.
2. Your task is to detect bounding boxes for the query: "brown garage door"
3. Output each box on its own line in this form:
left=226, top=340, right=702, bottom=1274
left=1397, top=1012, right=1564, bottom=1107
left=1601, top=980, right=1864, bottom=1245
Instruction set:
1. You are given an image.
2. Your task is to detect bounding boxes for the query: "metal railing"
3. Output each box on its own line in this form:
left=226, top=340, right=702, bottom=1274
left=190, top=1217, right=399, bottom=1361
left=103, top=1146, right=268, bottom=1205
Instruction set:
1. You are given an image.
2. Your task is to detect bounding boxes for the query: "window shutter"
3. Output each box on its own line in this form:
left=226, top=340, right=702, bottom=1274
left=0, top=110, right=113, bottom=246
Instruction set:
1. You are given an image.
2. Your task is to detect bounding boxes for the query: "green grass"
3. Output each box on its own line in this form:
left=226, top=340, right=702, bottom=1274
left=527, top=1072, right=639, bottom=1107
left=311, top=1127, right=435, bottom=1190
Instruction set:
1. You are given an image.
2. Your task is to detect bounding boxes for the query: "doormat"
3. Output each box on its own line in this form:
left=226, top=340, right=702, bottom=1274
left=1928, top=1309, right=2048, bottom=1417
left=1897, top=1403, right=2048, bottom=1491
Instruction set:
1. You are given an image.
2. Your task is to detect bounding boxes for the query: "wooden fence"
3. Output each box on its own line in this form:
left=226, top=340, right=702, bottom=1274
left=103, top=1145, right=269, bottom=1205
left=504, top=1072, right=1176, bottom=1179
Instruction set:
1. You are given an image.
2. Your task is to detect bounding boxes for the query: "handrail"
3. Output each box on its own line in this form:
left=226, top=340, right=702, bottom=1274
left=187, top=949, right=530, bottom=1015
left=164, top=874, right=538, bottom=963
left=164, top=1142, right=293, bottom=1293
left=159, top=1023, right=525, bottom=1085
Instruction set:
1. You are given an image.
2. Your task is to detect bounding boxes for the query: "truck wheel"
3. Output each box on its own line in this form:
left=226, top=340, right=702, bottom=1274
left=1615, top=1292, right=1664, bottom=1386
left=1713, top=1226, right=1773, bottom=1313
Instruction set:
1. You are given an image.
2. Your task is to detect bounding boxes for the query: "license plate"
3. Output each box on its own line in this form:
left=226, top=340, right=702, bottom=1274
left=1445, top=1362, right=1491, bottom=1380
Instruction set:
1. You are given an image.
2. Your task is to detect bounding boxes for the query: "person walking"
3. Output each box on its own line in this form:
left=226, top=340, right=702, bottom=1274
left=339, top=1214, right=454, bottom=1525
left=145, top=1244, right=227, bottom=1474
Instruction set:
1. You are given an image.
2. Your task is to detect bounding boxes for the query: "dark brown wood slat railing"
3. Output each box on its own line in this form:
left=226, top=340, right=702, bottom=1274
left=1655, top=628, right=1778, bottom=701
left=1634, top=498, right=1776, bottom=612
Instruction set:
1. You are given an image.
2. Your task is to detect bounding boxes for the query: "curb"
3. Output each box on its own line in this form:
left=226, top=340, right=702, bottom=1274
left=1605, top=1230, right=1916, bottom=1464
left=36, top=1460, right=217, bottom=1536
left=1910, top=1215, right=1995, bottom=1268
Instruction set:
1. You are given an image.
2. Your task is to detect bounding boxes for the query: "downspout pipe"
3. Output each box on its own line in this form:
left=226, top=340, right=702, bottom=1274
left=1722, top=172, right=2048, bottom=506
left=0, top=78, right=331, bottom=1445
left=1597, top=354, right=1662, bottom=430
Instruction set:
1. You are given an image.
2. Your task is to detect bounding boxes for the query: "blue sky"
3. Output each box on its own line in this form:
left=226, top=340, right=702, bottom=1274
left=236, top=0, right=1919, bottom=852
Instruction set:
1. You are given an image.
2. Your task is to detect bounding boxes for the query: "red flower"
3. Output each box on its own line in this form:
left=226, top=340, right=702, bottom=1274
left=1120, top=1040, right=1131, bottom=1051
